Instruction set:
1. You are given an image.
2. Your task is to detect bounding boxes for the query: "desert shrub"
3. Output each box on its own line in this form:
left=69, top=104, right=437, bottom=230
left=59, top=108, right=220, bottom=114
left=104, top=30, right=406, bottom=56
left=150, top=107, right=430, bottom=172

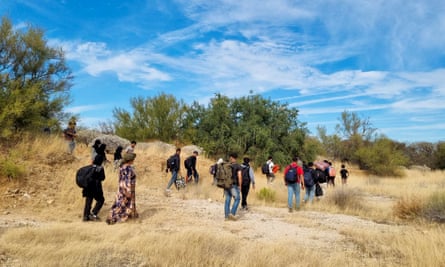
left=257, top=187, right=276, bottom=203
left=422, top=192, right=445, bottom=222
left=327, top=188, right=362, bottom=210
left=0, top=157, right=26, bottom=180
left=355, top=137, right=408, bottom=177
left=393, top=196, right=423, bottom=220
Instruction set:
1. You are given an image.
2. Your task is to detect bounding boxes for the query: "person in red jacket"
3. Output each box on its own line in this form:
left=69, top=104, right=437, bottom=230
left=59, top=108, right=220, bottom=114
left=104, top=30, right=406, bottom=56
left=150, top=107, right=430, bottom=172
left=283, top=156, right=304, bottom=212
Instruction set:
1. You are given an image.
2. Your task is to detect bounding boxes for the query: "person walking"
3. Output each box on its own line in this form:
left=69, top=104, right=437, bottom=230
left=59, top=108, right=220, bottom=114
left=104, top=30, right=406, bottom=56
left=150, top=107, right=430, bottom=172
left=303, top=162, right=316, bottom=204
left=211, top=158, right=223, bottom=185
left=283, top=156, right=304, bottom=212
left=184, top=150, right=199, bottom=184
left=63, top=120, right=77, bottom=154
left=106, top=153, right=138, bottom=224
left=82, top=154, right=106, bottom=221
left=240, top=157, right=255, bottom=211
left=113, top=146, right=123, bottom=170
left=91, top=139, right=101, bottom=162
left=266, top=156, right=275, bottom=184
left=165, top=148, right=181, bottom=195
left=125, top=140, right=137, bottom=154
left=225, top=153, right=242, bottom=221
left=340, top=164, right=349, bottom=185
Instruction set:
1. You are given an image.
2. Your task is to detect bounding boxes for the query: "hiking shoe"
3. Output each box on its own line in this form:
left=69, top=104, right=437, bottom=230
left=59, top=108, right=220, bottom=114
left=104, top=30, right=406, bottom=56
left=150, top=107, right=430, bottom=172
left=164, top=189, right=171, bottom=196
left=82, top=216, right=90, bottom=222
left=228, top=214, right=238, bottom=221
left=288, top=208, right=293, bottom=213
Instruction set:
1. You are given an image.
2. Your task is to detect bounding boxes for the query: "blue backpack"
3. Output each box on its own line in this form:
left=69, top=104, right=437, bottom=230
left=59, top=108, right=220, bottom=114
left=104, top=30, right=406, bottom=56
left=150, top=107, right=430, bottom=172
left=285, top=166, right=298, bottom=183
left=303, top=167, right=315, bottom=187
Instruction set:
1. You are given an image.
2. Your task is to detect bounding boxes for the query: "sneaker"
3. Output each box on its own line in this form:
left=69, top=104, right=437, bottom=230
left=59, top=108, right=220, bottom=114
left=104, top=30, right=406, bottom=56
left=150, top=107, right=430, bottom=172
left=228, top=214, right=238, bottom=221
left=82, top=216, right=90, bottom=222
left=288, top=208, right=293, bottom=213
left=89, top=214, right=100, bottom=221
left=164, top=189, right=171, bottom=196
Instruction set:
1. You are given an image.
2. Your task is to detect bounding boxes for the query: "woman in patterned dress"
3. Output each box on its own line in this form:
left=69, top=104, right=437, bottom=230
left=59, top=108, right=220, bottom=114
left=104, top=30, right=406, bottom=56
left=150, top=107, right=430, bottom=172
left=106, top=153, right=138, bottom=224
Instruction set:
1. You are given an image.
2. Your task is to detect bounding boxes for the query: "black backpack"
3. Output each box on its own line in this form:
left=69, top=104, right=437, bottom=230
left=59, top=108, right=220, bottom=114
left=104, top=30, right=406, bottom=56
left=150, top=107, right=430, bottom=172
left=261, top=163, right=270, bottom=174
left=315, top=168, right=327, bottom=183
left=303, top=167, right=315, bottom=187
left=166, top=155, right=176, bottom=171
left=241, top=165, right=251, bottom=186
left=184, top=157, right=192, bottom=169
left=285, top=165, right=298, bottom=183
left=75, top=165, right=96, bottom=188
left=215, top=162, right=233, bottom=189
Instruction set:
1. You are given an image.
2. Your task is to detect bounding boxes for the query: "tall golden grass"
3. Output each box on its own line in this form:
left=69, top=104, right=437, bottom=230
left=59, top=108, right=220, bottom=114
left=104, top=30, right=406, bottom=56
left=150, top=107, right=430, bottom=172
left=0, top=135, right=444, bottom=266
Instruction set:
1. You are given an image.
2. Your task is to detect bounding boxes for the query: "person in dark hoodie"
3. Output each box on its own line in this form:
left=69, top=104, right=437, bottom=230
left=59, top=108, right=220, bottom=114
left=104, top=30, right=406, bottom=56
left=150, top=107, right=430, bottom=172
left=240, top=157, right=255, bottom=211
left=91, top=139, right=101, bottom=162
left=82, top=154, right=106, bottom=221
left=113, top=145, right=123, bottom=170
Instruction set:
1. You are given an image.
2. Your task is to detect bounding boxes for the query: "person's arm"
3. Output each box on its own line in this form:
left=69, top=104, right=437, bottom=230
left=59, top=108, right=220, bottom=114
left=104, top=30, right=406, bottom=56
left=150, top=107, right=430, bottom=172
left=237, top=168, right=242, bottom=187
left=249, top=168, right=255, bottom=190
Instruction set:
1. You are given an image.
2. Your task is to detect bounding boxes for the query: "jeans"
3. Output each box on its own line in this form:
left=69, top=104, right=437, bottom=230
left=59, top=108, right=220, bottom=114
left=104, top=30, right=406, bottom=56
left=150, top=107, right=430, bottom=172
left=287, top=183, right=301, bottom=209
left=166, top=170, right=178, bottom=190
left=67, top=140, right=76, bottom=154
left=303, top=185, right=315, bottom=203
left=224, top=185, right=240, bottom=218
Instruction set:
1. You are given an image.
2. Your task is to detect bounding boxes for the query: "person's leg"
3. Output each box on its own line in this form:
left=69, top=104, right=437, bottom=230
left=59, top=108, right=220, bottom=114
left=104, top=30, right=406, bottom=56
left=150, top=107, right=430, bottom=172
left=83, top=197, right=93, bottom=220
left=241, top=184, right=248, bottom=208
left=304, top=186, right=309, bottom=202
left=224, top=189, right=232, bottom=219
left=166, top=171, right=178, bottom=190
left=231, top=186, right=241, bottom=215
left=287, top=184, right=294, bottom=211
left=186, top=168, right=192, bottom=183
left=270, top=173, right=276, bottom=183
left=308, top=185, right=315, bottom=203
left=91, top=193, right=105, bottom=218
left=295, top=184, right=301, bottom=209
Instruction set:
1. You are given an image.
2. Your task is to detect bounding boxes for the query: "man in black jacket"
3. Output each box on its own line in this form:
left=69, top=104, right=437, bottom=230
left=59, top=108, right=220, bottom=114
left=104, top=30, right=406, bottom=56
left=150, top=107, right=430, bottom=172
left=83, top=154, right=106, bottom=221
left=165, top=148, right=181, bottom=194
left=185, top=150, right=199, bottom=184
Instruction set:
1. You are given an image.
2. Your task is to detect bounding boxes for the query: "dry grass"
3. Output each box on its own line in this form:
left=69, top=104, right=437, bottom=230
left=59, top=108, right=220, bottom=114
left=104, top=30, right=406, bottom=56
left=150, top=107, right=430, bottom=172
left=1, top=136, right=445, bottom=266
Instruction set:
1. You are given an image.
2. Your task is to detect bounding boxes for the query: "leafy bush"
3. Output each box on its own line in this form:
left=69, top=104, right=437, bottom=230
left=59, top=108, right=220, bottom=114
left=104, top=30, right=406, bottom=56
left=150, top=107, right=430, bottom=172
left=0, top=158, right=26, bottom=180
left=355, top=137, right=408, bottom=176
left=422, top=192, right=445, bottom=222
left=257, top=187, right=276, bottom=203
left=393, top=196, right=423, bottom=220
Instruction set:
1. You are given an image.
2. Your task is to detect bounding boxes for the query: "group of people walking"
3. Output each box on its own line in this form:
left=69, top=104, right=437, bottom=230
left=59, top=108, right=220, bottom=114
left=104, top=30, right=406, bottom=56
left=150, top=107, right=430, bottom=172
left=81, top=140, right=139, bottom=224
left=81, top=140, right=349, bottom=224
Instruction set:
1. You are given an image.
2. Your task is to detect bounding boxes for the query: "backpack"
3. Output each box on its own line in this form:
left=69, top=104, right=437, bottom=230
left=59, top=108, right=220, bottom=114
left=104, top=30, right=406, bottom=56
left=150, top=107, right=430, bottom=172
left=184, top=157, right=192, bottom=169
left=315, top=168, right=327, bottom=183
left=209, top=164, right=217, bottom=175
left=241, top=165, right=251, bottom=186
left=329, top=167, right=336, bottom=177
left=285, top=165, right=298, bottom=183
left=215, top=162, right=233, bottom=189
left=166, top=155, right=176, bottom=171
left=261, top=163, right=270, bottom=174
left=75, top=165, right=96, bottom=188
left=303, top=168, right=315, bottom=187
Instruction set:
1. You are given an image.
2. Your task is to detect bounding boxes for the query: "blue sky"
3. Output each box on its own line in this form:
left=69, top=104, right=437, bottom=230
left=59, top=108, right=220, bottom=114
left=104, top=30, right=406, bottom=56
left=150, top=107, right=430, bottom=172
left=2, top=0, right=445, bottom=143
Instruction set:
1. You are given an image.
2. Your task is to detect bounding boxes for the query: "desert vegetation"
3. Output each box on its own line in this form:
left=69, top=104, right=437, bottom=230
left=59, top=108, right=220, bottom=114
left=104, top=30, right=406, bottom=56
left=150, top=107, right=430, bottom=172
left=0, top=135, right=444, bottom=266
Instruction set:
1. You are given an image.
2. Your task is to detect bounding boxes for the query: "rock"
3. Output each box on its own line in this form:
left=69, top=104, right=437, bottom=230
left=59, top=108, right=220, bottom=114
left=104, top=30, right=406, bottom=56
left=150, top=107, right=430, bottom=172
left=90, top=134, right=131, bottom=153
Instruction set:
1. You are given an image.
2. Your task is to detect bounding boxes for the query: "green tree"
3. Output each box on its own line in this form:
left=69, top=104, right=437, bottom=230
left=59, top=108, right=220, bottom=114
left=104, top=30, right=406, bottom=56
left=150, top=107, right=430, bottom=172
left=336, top=110, right=376, bottom=141
left=113, top=93, right=186, bottom=142
left=0, top=17, right=72, bottom=138
left=355, top=137, right=408, bottom=176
